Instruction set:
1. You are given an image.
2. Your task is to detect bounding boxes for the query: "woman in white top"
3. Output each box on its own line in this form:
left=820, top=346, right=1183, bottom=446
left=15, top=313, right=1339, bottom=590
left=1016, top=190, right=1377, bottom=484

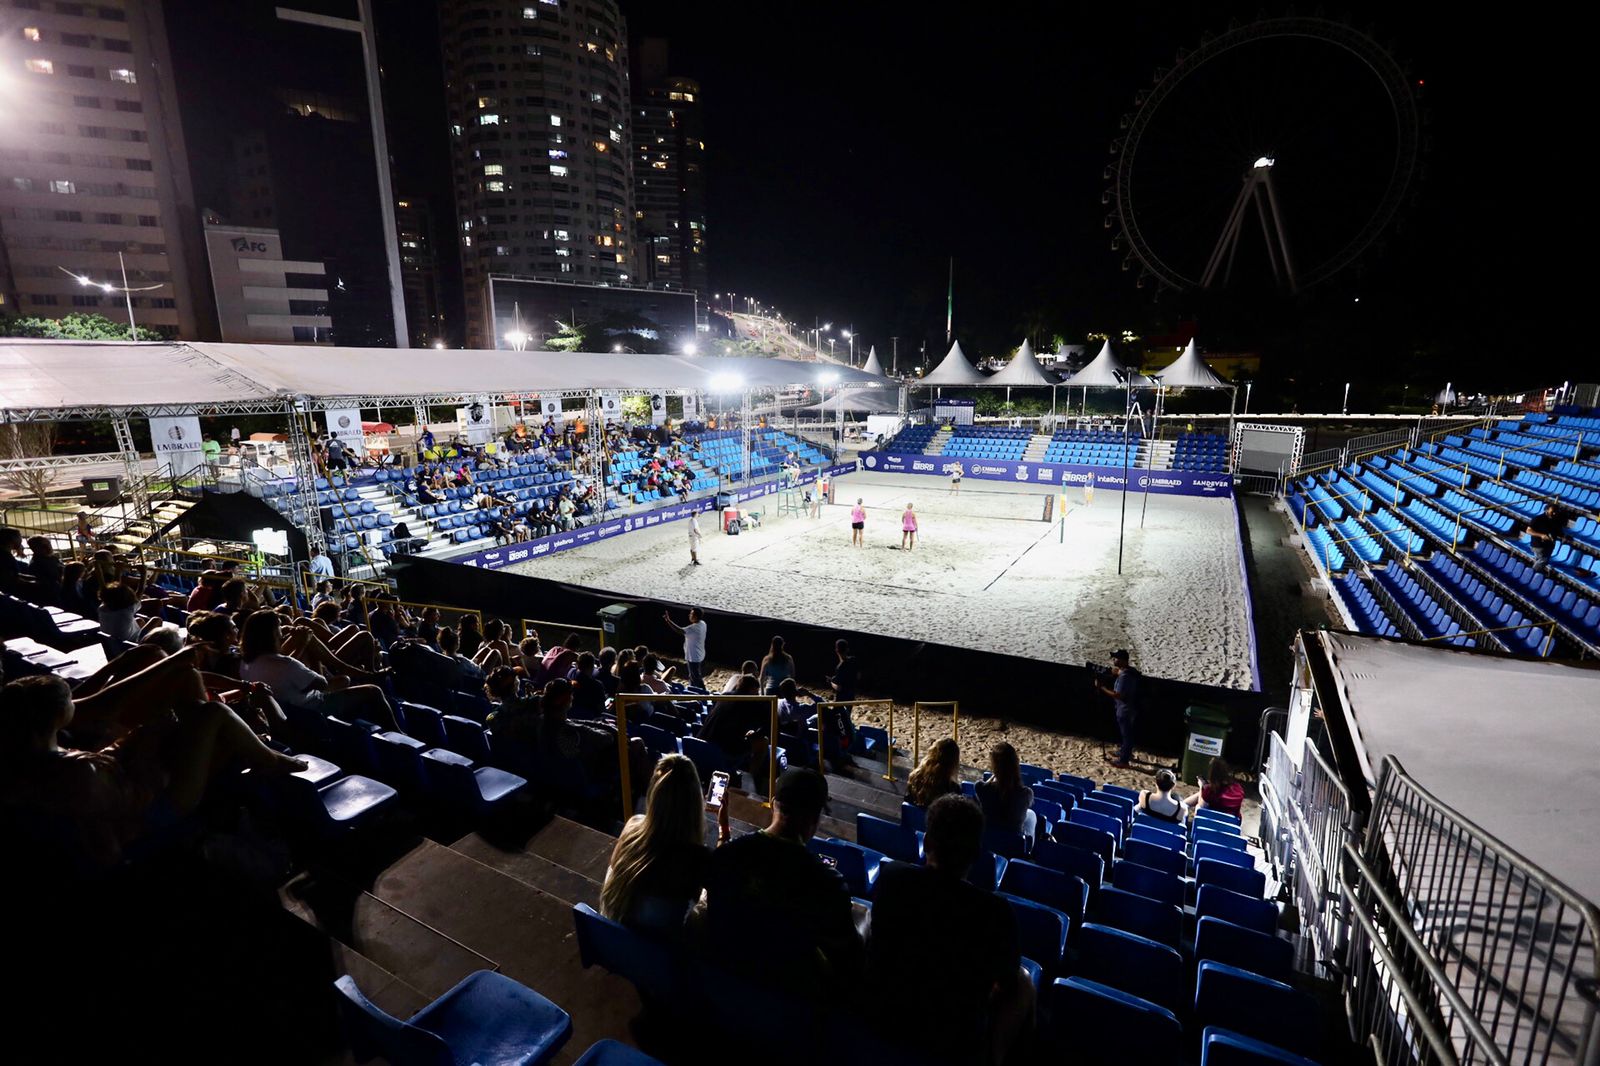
left=687, top=511, right=702, bottom=566
left=1136, top=768, right=1185, bottom=823
left=238, top=612, right=396, bottom=729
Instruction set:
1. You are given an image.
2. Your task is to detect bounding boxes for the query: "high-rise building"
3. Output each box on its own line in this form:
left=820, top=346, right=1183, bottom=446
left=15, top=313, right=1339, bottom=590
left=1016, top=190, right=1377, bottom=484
left=201, top=214, right=331, bottom=342
left=0, top=0, right=212, bottom=337
left=632, top=38, right=706, bottom=296
left=438, top=0, right=636, bottom=348
left=395, top=197, right=443, bottom=348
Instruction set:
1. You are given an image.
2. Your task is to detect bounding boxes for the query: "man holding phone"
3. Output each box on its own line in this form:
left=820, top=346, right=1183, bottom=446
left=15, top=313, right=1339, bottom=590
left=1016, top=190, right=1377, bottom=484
left=1097, top=649, right=1142, bottom=769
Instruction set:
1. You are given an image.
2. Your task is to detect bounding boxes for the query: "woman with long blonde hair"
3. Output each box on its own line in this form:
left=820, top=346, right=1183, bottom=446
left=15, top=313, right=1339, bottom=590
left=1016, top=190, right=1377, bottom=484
left=906, top=737, right=962, bottom=808
left=600, top=753, right=729, bottom=935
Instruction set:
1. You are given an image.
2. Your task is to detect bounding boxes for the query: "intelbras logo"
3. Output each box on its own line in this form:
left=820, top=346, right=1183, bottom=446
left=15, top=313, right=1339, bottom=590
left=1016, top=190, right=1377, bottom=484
left=554, top=536, right=575, bottom=549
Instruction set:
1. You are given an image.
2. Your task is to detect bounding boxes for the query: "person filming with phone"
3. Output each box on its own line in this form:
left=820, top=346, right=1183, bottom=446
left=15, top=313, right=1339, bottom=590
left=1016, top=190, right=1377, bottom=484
left=1096, top=649, right=1143, bottom=769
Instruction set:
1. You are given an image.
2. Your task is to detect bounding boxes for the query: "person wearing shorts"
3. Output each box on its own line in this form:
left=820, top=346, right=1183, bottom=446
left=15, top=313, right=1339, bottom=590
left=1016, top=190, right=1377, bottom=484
left=688, top=511, right=703, bottom=566
left=1083, top=471, right=1095, bottom=507
left=901, top=503, right=918, bottom=550
left=850, top=498, right=866, bottom=547
left=949, top=462, right=963, bottom=495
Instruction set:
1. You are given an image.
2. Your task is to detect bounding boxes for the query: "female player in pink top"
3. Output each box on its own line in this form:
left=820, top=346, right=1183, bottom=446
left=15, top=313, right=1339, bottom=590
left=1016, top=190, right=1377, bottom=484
left=850, top=498, right=866, bottom=547
left=900, top=502, right=918, bottom=550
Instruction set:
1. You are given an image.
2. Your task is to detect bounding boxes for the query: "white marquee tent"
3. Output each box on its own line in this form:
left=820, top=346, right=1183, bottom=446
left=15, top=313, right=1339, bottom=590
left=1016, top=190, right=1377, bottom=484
left=1155, top=339, right=1228, bottom=388
left=986, top=339, right=1057, bottom=387
left=859, top=345, right=887, bottom=378
left=918, top=340, right=988, bottom=386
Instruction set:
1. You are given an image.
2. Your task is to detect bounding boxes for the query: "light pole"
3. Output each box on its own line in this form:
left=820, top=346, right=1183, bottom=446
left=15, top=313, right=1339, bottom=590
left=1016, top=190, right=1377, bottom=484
left=1342, top=382, right=1351, bottom=416
left=504, top=302, right=530, bottom=351
left=890, top=336, right=899, bottom=375
left=59, top=253, right=162, bottom=339
left=1244, top=381, right=1252, bottom=414
left=842, top=328, right=854, bottom=366
left=828, top=338, right=836, bottom=361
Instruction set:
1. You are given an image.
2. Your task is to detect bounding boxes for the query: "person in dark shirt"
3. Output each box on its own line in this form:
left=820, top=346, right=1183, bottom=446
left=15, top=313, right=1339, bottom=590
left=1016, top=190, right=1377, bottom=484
left=25, top=537, right=63, bottom=603
left=0, top=526, right=28, bottom=594
left=827, top=638, right=860, bottom=703
left=567, top=651, right=608, bottom=718
left=1096, top=649, right=1143, bottom=769
left=869, top=794, right=1031, bottom=1065
left=1526, top=502, right=1566, bottom=574
left=704, top=768, right=863, bottom=996
left=974, top=741, right=1036, bottom=843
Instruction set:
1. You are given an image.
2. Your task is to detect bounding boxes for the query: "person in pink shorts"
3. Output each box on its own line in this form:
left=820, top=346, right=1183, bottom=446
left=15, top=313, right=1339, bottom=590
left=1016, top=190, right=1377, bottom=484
left=900, top=503, right=918, bottom=550
left=850, top=498, right=866, bottom=547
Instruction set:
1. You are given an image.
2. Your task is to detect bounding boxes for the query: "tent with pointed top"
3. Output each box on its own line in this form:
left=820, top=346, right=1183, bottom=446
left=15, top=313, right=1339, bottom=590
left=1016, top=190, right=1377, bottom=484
left=1155, top=339, right=1228, bottom=388
left=860, top=345, right=887, bottom=377
left=1066, top=340, right=1132, bottom=387
left=986, top=339, right=1057, bottom=386
left=918, top=340, right=988, bottom=385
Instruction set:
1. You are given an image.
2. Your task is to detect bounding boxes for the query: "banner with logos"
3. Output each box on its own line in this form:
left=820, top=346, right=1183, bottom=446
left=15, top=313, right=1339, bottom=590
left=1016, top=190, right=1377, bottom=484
left=680, top=392, right=700, bottom=421
left=598, top=391, right=622, bottom=419
left=148, top=415, right=205, bottom=477
left=857, top=452, right=1233, bottom=497
left=457, top=396, right=494, bottom=444
left=649, top=392, right=668, bottom=425
left=541, top=396, right=564, bottom=422
left=324, top=408, right=365, bottom=455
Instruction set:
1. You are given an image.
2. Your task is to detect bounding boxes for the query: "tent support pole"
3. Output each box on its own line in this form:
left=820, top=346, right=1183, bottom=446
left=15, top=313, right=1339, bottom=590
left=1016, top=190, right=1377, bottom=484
left=1118, top=380, right=1131, bottom=576
left=1227, top=386, right=1238, bottom=472
left=286, top=400, right=329, bottom=556
left=740, top=392, right=752, bottom=483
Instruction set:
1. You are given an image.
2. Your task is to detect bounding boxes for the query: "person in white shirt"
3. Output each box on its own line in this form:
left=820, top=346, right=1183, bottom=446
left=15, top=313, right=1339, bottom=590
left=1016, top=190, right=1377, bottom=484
left=687, top=511, right=703, bottom=566
left=307, top=546, right=335, bottom=579
left=662, top=607, right=707, bottom=689
left=238, top=611, right=396, bottom=729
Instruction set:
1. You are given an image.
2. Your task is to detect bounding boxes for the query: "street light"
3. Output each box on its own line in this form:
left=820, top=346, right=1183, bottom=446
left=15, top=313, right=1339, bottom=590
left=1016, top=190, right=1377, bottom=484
left=1342, top=382, right=1351, bottom=415
left=1244, top=381, right=1252, bottom=414
left=842, top=328, right=854, bottom=366
left=504, top=301, right=530, bottom=351
left=58, top=253, right=162, bottom=339
left=682, top=342, right=699, bottom=355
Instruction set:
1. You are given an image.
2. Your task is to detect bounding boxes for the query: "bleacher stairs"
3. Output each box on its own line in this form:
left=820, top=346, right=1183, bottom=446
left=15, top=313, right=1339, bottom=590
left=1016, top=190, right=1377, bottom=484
left=925, top=428, right=952, bottom=455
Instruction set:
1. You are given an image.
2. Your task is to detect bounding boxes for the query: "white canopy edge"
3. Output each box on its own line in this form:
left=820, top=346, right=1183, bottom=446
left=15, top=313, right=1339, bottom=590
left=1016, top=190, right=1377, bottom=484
left=1155, top=339, right=1229, bottom=388
left=987, top=338, right=1057, bottom=386
left=918, top=340, right=989, bottom=385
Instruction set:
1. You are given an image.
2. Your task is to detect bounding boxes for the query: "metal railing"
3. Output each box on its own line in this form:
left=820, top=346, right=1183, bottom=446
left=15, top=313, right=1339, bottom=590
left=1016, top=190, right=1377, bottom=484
left=519, top=618, right=604, bottom=651
left=813, top=699, right=895, bottom=777
left=612, top=693, right=779, bottom=823
left=1352, top=756, right=1600, bottom=1066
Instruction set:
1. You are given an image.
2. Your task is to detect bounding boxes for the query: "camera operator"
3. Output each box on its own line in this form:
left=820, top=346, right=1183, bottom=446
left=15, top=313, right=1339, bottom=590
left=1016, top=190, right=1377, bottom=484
left=1095, top=649, right=1142, bottom=769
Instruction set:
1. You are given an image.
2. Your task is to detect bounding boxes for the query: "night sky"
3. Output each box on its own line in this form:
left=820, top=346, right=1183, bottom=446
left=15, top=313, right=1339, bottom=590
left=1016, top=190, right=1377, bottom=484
left=377, top=2, right=1583, bottom=401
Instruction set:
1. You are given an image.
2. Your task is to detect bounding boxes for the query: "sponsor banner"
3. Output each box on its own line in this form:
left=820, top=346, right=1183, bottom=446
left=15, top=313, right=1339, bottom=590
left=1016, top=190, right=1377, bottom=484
left=148, top=415, right=205, bottom=477
left=649, top=392, right=668, bottom=425
left=856, top=452, right=1232, bottom=497
left=325, top=408, right=365, bottom=455
left=680, top=392, right=700, bottom=421
left=598, top=391, right=622, bottom=419
left=457, top=396, right=494, bottom=444
left=540, top=396, right=564, bottom=422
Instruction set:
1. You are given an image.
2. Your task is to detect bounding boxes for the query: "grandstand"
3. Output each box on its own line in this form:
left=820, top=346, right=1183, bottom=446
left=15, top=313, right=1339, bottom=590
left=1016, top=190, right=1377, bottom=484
left=882, top=423, right=1231, bottom=474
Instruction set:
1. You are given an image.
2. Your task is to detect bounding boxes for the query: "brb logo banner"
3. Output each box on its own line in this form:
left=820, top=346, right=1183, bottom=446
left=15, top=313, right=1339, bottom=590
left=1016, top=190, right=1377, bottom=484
left=860, top=452, right=1232, bottom=498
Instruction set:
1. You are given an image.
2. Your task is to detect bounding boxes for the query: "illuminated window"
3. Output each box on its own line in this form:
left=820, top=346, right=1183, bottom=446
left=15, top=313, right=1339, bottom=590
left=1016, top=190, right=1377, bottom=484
left=592, top=140, right=607, bottom=152
left=616, top=253, right=626, bottom=263
left=49, top=179, right=75, bottom=193
left=560, top=263, right=573, bottom=273
left=555, top=247, right=571, bottom=256
left=589, top=92, right=602, bottom=103
left=25, top=58, right=53, bottom=74
left=549, top=164, right=568, bottom=177
left=476, top=113, right=499, bottom=125
left=476, top=96, right=496, bottom=108
left=22, top=27, right=41, bottom=41
left=584, top=42, right=598, bottom=53
left=656, top=254, right=671, bottom=264
left=521, top=5, right=536, bottom=16
left=650, top=160, right=667, bottom=170
left=547, top=148, right=567, bottom=159
left=109, top=68, right=135, bottom=83
left=552, top=229, right=569, bottom=240
left=494, top=245, right=509, bottom=255
left=486, top=180, right=505, bottom=192
left=450, top=124, right=462, bottom=136
left=483, top=164, right=503, bottom=175
left=549, top=114, right=561, bottom=126
left=608, top=129, right=620, bottom=143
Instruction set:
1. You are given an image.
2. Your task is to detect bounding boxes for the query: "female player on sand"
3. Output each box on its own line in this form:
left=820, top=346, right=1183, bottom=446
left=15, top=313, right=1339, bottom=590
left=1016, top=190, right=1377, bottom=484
left=901, top=502, right=918, bottom=550
left=850, top=498, right=866, bottom=547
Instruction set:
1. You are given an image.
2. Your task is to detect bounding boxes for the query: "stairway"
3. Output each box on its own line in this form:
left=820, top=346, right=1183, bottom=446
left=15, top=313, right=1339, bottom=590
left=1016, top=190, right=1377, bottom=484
left=1022, top=434, right=1051, bottom=462
left=1140, top=439, right=1175, bottom=471
left=107, top=496, right=196, bottom=552
left=925, top=428, right=953, bottom=455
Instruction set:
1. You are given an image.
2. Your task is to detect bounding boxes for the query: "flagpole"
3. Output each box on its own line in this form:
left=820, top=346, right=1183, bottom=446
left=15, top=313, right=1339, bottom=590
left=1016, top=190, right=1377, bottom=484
left=945, top=258, right=954, bottom=345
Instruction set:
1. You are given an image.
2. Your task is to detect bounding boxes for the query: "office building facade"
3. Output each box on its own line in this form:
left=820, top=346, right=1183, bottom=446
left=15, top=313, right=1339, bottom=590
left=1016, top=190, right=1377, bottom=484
left=632, top=38, right=706, bottom=296
left=0, top=0, right=211, bottom=337
left=395, top=197, right=443, bottom=348
left=438, top=0, right=636, bottom=348
left=202, top=218, right=330, bottom=342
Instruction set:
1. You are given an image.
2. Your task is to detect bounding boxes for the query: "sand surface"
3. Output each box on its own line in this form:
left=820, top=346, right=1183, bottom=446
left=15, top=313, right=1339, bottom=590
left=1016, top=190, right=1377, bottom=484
left=508, top=471, right=1254, bottom=689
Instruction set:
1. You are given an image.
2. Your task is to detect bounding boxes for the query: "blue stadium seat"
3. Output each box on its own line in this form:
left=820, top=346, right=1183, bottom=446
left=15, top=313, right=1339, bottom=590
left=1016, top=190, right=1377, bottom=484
left=572, top=1040, right=666, bottom=1066
left=1094, top=885, right=1182, bottom=947
left=1193, top=825, right=1249, bottom=851
left=967, top=851, right=1007, bottom=892
left=1123, top=837, right=1187, bottom=877
left=1195, top=916, right=1295, bottom=984
left=1079, top=795, right=1130, bottom=826
left=284, top=773, right=397, bottom=837
left=856, top=813, right=923, bottom=864
left=1111, top=861, right=1185, bottom=907
left=1195, top=808, right=1243, bottom=828
left=807, top=838, right=885, bottom=899
left=999, top=892, right=1069, bottom=970
left=397, top=701, right=448, bottom=748
left=370, top=730, right=429, bottom=791
left=420, top=748, right=529, bottom=817
left=1196, top=885, right=1279, bottom=936
left=899, top=802, right=927, bottom=832
left=1057, top=772, right=1095, bottom=793
left=1045, top=977, right=1181, bottom=1065
left=1194, top=841, right=1257, bottom=871
left=1068, top=806, right=1124, bottom=845
left=1196, top=857, right=1266, bottom=899
left=335, top=969, right=571, bottom=1066
left=442, top=715, right=493, bottom=762
left=1194, top=961, right=1320, bottom=1059
left=1031, top=839, right=1104, bottom=889
left=1087, top=790, right=1135, bottom=823
left=1076, top=922, right=1185, bottom=1011
left=1200, top=1026, right=1321, bottom=1065
left=1052, top=822, right=1115, bottom=868
left=998, top=860, right=1089, bottom=926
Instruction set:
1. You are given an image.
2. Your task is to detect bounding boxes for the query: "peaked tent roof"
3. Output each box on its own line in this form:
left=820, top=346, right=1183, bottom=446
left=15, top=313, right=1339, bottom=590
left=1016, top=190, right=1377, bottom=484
left=918, top=340, right=988, bottom=385
left=794, top=388, right=900, bottom=415
left=860, top=345, right=887, bottom=377
left=987, top=339, right=1057, bottom=386
left=1156, top=339, right=1228, bottom=388
left=1066, top=340, right=1130, bottom=387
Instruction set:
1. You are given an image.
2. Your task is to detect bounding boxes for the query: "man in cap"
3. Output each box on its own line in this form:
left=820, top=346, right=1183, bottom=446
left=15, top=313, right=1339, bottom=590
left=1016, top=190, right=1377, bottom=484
left=704, top=768, right=863, bottom=993
left=1096, top=648, right=1143, bottom=769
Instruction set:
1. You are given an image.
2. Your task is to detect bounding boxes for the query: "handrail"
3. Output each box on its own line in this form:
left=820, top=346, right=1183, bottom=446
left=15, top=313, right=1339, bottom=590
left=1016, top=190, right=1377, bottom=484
left=519, top=618, right=604, bottom=650
left=611, top=693, right=779, bottom=823
left=910, top=701, right=959, bottom=767
left=813, top=699, right=895, bottom=777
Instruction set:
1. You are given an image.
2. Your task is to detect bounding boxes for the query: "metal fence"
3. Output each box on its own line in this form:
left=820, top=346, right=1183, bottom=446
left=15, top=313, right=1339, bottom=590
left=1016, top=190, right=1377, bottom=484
left=1349, top=756, right=1600, bottom=1066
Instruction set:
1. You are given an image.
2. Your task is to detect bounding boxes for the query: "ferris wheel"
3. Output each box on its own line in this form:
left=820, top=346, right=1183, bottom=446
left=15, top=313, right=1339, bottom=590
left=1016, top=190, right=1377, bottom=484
left=1106, top=16, right=1423, bottom=293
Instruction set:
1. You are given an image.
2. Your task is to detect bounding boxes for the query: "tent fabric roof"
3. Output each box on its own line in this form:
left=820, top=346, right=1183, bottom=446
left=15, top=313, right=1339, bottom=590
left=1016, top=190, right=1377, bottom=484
left=986, top=339, right=1057, bottom=386
left=1066, top=340, right=1130, bottom=387
left=1156, top=339, right=1228, bottom=388
left=919, top=340, right=988, bottom=385
left=1317, top=630, right=1600, bottom=906
left=0, top=339, right=888, bottom=415
left=860, top=346, right=887, bottom=377
left=794, top=389, right=900, bottom=414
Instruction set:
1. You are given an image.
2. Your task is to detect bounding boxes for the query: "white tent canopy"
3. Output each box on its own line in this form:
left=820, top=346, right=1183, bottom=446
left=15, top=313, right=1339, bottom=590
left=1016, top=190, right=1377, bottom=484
left=0, top=339, right=889, bottom=416
left=918, top=340, right=988, bottom=386
left=986, top=339, right=1057, bottom=387
left=1315, top=630, right=1600, bottom=905
left=1067, top=340, right=1132, bottom=387
left=860, top=345, right=887, bottom=377
left=794, top=389, right=900, bottom=415
left=1156, top=339, right=1228, bottom=388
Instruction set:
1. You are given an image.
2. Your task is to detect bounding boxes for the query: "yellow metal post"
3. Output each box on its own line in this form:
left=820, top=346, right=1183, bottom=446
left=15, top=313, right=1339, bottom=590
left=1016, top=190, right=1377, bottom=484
left=615, top=694, right=633, bottom=824
left=884, top=703, right=897, bottom=784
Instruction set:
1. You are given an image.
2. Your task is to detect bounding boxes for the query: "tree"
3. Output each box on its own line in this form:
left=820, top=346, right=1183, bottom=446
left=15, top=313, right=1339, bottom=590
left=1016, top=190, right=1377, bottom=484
left=542, top=318, right=587, bottom=352
left=0, top=311, right=168, bottom=341
left=0, top=422, right=59, bottom=509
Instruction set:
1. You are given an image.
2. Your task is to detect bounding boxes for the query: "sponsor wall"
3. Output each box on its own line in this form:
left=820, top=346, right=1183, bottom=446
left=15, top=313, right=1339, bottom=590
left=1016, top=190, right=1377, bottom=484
left=452, top=462, right=860, bottom=571
left=148, top=415, right=206, bottom=477
left=324, top=408, right=365, bottom=455
left=858, top=452, right=1233, bottom=498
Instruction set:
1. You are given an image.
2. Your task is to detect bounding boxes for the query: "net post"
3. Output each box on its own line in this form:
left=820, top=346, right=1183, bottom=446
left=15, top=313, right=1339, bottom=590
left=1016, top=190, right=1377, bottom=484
left=765, top=696, right=779, bottom=808
left=615, top=695, right=633, bottom=825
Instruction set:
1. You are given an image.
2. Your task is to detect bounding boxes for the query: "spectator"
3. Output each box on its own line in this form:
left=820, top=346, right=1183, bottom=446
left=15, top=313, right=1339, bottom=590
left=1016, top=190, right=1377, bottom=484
left=594, top=646, right=619, bottom=697
left=1096, top=649, right=1143, bottom=769
left=139, top=624, right=183, bottom=656
left=775, top=677, right=813, bottom=726
left=700, top=673, right=763, bottom=765
left=567, top=651, right=608, bottom=717
left=1184, top=756, right=1244, bottom=820
left=74, top=511, right=98, bottom=550
left=662, top=607, right=707, bottom=688
left=540, top=634, right=581, bottom=683
left=907, top=738, right=963, bottom=808
left=436, top=626, right=485, bottom=686
left=1137, top=769, right=1185, bottom=823
left=539, top=678, right=649, bottom=800
left=238, top=612, right=395, bottom=729
left=601, top=754, right=730, bottom=937
left=758, top=635, right=795, bottom=696
left=975, top=742, right=1036, bottom=842
left=868, top=794, right=1031, bottom=1065
left=308, top=580, right=336, bottom=610
left=416, top=606, right=441, bottom=647
left=457, top=614, right=484, bottom=657
left=306, top=546, right=335, bottom=580
left=184, top=611, right=242, bottom=681
left=827, top=638, right=860, bottom=704
left=1, top=527, right=29, bottom=593
left=97, top=568, right=148, bottom=646
left=484, top=666, right=542, bottom=747
left=59, top=560, right=93, bottom=617
left=25, top=537, right=63, bottom=602
left=1526, top=502, right=1566, bottom=574
left=721, top=660, right=759, bottom=694
left=367, top=598, right=402, bottom=649
left=704, top=768, right=862, bottom=994
left=516, top=635, right=543, bottom=687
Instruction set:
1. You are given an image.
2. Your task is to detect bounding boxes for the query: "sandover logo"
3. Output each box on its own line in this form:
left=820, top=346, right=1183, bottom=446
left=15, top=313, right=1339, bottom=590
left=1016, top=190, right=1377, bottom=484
left=863, top=455, right=878, bottom=469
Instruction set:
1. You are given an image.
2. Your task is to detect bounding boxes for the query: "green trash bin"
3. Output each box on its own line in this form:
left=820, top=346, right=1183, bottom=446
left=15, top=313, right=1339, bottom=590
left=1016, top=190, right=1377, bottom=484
left=596, top=603, right=633, bottom=649
left=1181, top=705, right=1233, bottom=785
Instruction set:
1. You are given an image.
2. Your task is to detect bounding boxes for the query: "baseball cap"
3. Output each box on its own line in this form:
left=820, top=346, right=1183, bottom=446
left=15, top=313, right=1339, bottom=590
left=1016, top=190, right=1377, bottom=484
left=1111, top=649, right=1130, bottom=661
left=773, top=768, right=830, bottom=815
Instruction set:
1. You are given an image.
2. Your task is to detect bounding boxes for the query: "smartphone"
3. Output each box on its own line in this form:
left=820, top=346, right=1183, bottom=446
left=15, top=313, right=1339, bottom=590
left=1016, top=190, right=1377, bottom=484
left=706, top=770, right=730, bottom=810
left=819, top=855, right=838, bottom=870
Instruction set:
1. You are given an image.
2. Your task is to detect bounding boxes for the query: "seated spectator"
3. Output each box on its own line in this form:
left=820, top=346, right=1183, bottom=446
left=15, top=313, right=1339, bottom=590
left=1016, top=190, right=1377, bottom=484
left=567, top=651, right=608, bottom=717
left=907, top=738, right=963, bottom=807
left=594, top=646, right=620, bottom=697
left=367, top=597, right=403, bottom=649
left=25, top=537, right=63, bottom=603
left=0, top=655, right=306, bottom=874
left=97, top=566, right=150, bottom=646
left=699, top=673, right=763, bottom=765
left=473, top=618, right=514, bottom=672
left=239, top=612, right=395, bottom=729
left=59, top=560, right=93, bottom=617
left=415, top=605, right=440, bottom=646
left=539, top=634, right=581, bottom=684
left=436, top=626, right=484, bottom=685
left=704, top=768, right=862, bottom=995
left=457, top=614, right=484, bottom=657
left=1184, top=756, right=1244, bottom=820
left=0, top=526, right=29, bottom=594
left=721, top=660, right=759, bottom=694
left=1137, top=768, right=1185, bottom=823
left=308, top=580, right=336, bottom=610
left=185, top=611, right=242, bottom=680
left=975, top=742, right=1035, bottom=841
left=539, top=678, right=648, bottom=799
left=484, top=665, right=541, bottom=746
left=868, top=795, right=1032, bottom=1065
left=516, top=635, right=543, bottom=687
left=601, top=753, right=729, bottom=937
left=139, top=624, right=183, bottom=656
